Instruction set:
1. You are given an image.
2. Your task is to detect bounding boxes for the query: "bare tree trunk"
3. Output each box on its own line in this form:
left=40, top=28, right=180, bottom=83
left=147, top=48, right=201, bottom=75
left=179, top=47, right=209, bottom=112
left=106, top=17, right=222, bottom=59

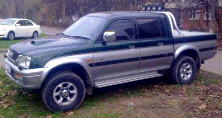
left=63, top=0, right=66, bottom=19
left=215, top=0, right=222, bottom=36
left=13, top=0, right=19, bottom=17
left=210, top=0, right=216, bottom=33
left=206, top=0, right=209, bottom=32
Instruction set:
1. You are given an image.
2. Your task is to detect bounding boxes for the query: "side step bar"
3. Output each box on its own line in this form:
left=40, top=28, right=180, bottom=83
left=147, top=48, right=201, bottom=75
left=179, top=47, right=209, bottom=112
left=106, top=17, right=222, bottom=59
left=94, top=72, right=163, bottom=88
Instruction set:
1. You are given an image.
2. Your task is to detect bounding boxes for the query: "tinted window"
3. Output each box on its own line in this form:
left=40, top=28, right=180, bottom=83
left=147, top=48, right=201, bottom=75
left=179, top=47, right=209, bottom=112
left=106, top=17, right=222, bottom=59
left=137, top=19, right=163, bottom=39
left=105, top=19, right=134, bottom=41
left=25, top=20, right=33, bottom=26
left=16, top=20, right=25, bottom=26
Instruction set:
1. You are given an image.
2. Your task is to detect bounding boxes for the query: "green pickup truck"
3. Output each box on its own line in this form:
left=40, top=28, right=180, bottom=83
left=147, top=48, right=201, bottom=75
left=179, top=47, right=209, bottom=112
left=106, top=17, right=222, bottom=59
left=4, top=11, right=217, bottom=111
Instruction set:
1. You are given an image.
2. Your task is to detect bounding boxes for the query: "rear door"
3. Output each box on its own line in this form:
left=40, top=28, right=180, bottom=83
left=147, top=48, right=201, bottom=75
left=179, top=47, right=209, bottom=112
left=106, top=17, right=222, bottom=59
left=24, top=20, right=35, bottom=36
left=93, top=18, right=140, bottom=80
left=136, top=17, right=174, bottom=73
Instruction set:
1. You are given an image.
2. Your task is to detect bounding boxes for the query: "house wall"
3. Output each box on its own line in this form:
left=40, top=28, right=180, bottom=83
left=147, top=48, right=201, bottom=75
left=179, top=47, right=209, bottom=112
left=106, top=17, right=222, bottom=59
left=183, top=7, right=222, bottom=32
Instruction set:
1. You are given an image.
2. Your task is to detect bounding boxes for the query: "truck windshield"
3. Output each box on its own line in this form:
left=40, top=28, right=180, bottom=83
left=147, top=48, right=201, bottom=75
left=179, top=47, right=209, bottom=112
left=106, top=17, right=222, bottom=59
left=0, top=19, right=17, bottom=25
left=63, top=16, right=106, bottom=40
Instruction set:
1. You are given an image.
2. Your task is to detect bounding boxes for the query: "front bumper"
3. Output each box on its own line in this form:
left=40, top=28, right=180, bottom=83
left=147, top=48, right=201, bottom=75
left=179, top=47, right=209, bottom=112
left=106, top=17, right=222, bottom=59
left=0, top=31, right=7, bottom=38
left=5, top=58, right=47, bottom=89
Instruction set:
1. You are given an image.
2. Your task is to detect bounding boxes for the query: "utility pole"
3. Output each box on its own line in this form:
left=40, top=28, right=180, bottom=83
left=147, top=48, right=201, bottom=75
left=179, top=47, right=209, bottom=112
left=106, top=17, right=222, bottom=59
left=210, top=0, right=216, bottom=33
left=4, top=1, right=9, bottom=18
left=24, top=0, right=26, bottom=18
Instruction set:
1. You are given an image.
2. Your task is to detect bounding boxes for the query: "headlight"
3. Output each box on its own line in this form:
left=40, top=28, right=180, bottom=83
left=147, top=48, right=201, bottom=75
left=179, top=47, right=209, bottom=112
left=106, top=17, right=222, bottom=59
left=0, top=28, right=6, bottom=31
left=17, top=56, right=32, bottom=69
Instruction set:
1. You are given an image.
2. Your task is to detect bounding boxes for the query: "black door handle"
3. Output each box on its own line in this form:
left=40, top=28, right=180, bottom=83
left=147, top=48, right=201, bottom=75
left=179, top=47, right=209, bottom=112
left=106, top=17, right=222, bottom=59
left=129, top=45, right=135, bottom=49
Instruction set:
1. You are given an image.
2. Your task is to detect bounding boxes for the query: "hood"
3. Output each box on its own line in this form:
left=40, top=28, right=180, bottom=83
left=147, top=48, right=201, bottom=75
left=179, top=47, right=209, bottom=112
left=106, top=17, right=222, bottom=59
left=0, top=25, right=13, bottom=29
left=10, top=35, right=92, bottom=54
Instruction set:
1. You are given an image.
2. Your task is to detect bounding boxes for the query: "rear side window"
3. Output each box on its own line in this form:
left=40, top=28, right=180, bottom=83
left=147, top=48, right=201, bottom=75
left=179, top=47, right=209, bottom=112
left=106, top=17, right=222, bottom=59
left=137, top=19, right=163, bottom=39
left=25, top=20, right=33, bottom=26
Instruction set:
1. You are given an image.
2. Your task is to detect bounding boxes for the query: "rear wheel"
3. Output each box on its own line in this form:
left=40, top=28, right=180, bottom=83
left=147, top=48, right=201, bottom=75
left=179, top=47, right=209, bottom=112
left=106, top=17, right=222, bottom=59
left=41, top=71, right=86, bottom=112
left=171, top=56, right=197, bottom=85
left=7, top=32, right=15, bottom=40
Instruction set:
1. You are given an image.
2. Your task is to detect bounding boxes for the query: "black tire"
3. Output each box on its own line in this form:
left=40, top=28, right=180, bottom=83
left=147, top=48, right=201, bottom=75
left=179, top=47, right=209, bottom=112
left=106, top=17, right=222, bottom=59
left=7, top=31, right=15, bottom=40
left=170, top=56, right=197, bottom=85
left=41, top=71, right=86, bottom=112
left=32, top=31, right=38, bottom=39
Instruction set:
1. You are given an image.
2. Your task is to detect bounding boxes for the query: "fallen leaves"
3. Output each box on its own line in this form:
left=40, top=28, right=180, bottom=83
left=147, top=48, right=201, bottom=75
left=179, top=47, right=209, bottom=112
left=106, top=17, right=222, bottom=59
left=199, top=103, right=207, bottom=110
left=46, top=114, right=52, bottom=118
left=63, top=111, right=74, bottom=117
left=9, top=99, right=16, bottom=105
left=2, top=104, right=8, bottom=109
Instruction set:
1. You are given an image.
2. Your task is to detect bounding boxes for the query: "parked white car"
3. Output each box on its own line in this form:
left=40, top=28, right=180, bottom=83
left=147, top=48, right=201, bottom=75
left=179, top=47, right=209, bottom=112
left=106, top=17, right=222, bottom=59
left=0, top=18, right=41, bottom=40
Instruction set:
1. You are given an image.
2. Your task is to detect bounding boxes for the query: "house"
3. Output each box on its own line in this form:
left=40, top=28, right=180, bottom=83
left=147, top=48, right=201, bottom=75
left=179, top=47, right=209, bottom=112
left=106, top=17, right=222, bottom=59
left=164, top=0, right=222, bottom=33
left=183, top=1, right=222, bottom=32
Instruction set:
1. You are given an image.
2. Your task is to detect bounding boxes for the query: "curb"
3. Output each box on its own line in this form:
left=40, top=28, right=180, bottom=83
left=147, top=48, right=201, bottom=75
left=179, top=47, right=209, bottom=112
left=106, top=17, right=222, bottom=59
left=0, top=49, right=8, bottom=53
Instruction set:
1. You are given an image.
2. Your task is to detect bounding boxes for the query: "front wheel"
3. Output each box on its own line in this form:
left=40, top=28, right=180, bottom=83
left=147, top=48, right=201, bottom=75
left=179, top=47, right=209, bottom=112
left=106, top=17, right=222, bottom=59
left=7, top=32, right=15, bottom=40
left=41, top=71, right=86, bottom=112
left=171, top=56, right=197, bottom=85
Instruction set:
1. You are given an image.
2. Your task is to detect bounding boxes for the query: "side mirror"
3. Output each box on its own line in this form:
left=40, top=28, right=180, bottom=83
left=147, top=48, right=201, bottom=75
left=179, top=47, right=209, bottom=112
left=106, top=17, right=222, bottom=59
left=15, top=24, right=20, bottom=27
left=103, top=31, right=116, bottom=42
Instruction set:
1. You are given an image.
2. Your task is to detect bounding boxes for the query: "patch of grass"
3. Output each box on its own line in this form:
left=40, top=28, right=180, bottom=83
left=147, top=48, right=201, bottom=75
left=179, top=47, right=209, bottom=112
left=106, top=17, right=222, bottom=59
left=0, top=40, right=20, bottom=49
left=39, top=33, right=48, bottom=38
left=0, top=33, right=48, bottom=49
left=0, top=69, right=221, bottom=118
left=219, top=102, right=222, bottom=108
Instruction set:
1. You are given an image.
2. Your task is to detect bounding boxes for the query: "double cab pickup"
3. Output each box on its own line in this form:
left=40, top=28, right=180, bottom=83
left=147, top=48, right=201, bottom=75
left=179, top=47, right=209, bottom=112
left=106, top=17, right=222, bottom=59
left=4, top=11, right=217, bottom=111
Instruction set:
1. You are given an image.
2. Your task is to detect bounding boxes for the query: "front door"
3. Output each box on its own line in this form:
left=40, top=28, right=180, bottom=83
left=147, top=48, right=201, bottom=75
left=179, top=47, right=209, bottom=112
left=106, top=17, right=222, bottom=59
left=93, top=19, right=140, bottom=80
left=136, top=18, right=174, bottom=73
left=14, top=20, right=26, bottom=37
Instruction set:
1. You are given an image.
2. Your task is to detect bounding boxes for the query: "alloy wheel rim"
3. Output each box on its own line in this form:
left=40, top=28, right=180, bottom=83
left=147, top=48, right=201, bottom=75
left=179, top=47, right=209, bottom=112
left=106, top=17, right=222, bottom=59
left=9, top=33, right=14, bottom=40
left=53, top=82, right=78, bottom=106
left=180, top=63, right=192, bottom=80
left=34, top=33, right=38, bottom=38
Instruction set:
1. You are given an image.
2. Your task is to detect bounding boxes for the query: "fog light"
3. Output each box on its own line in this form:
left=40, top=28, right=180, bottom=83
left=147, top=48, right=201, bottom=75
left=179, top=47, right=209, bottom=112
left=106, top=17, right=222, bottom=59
left=16, top=73, right=22, bottom=78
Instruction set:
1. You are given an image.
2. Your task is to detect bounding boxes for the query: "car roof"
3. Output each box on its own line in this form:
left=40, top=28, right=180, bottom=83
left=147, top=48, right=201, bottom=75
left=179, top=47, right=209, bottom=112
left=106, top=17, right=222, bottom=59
left=86, top=11, right=166, bottom=19
left=6, top=18, right=29, bottom=20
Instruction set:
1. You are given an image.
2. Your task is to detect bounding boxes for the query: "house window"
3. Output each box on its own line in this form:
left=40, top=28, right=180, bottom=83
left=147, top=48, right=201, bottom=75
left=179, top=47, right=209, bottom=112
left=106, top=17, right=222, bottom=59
left=189, top=9, right=200, bottom=20
left=204, top=10, right=211, bottom=20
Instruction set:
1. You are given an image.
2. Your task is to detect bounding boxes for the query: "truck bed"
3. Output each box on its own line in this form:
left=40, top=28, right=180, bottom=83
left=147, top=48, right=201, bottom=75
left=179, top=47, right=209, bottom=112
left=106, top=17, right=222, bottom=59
left=173, top=30, right=216, bottom=37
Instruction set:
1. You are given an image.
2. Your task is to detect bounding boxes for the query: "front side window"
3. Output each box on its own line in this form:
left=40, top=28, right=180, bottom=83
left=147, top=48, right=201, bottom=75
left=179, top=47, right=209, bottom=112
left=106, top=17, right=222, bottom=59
left=105, top=19, right=134, bottom=41
left=137, top=19, right=163, bottom=39
left=0, top=19, right=16, bottom=25
left=16, top=20, right=25, bottom=26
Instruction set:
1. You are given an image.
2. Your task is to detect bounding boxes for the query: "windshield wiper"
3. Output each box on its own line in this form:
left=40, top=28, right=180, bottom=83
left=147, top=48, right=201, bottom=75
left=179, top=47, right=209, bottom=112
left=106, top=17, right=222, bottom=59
left=72, top=36, right=91, bottom=40
left=57, top=33, right=91, bottom=40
